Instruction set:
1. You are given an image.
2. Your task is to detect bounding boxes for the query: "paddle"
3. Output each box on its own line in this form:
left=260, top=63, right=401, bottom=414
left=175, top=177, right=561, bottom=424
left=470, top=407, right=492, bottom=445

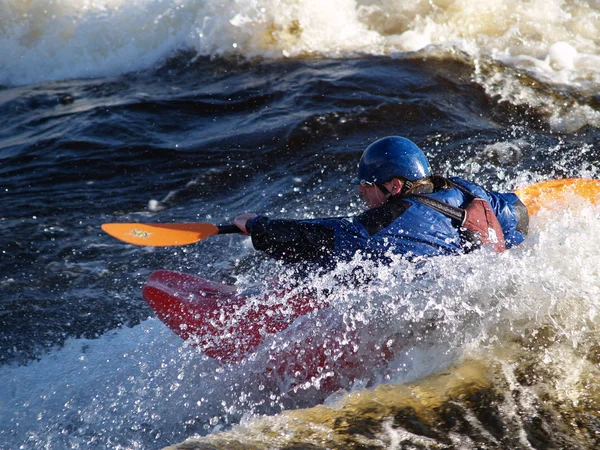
left=102, top=178, right=600, bottom=247
left=515, top=177, right=600, bottom=216
left=101, top=222, right=239, bottom=246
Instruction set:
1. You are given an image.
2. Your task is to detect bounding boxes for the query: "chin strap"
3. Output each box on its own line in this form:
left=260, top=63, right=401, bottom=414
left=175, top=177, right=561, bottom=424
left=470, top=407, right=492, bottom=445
left=400, top=179, right=413, bottom=195
left=376, top=183, right=391, bottom=198
left=378, top=179, right=413, bottom=198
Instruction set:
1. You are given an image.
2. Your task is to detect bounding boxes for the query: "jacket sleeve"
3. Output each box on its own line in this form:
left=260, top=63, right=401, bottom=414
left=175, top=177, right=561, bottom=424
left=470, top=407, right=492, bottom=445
left=246, top=215, right=385, bottom=265
left=246, top=215, right=336, bottom=264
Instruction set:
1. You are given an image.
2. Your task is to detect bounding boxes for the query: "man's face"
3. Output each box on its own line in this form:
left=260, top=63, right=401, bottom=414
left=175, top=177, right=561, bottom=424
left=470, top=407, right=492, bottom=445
left=358, top=183, right=388, bottom=209
left=358, top=178, right=404, bottom=208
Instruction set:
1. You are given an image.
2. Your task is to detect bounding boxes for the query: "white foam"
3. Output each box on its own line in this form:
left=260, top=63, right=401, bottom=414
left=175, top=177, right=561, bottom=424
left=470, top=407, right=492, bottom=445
left=4, top=198, right=600, bottom=448
left=2, top=0, right=600, bottom=87
left=2, top=0, right=600, bottom=130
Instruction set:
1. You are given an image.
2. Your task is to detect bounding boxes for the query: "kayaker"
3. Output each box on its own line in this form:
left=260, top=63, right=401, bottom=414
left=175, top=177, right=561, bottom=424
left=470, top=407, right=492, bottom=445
left=234, top=136, right=528, bottom=268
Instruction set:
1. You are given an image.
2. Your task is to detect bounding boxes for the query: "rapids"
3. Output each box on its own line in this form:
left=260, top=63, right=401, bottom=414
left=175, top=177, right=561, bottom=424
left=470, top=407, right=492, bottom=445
left=2, top=0, right=600, bottom=448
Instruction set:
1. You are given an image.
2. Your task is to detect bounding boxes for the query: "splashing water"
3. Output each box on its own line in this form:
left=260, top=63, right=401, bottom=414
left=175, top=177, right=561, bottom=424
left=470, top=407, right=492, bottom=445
left=3, top=196, right=599, bottom=449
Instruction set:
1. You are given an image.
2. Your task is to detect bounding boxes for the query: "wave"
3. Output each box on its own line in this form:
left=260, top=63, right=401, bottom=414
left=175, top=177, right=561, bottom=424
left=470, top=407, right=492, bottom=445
left=4, top=197, right=600, bottom=449
left=159, top=202, right=600, bottom=449
left=2, top=0, right=599, bottom=90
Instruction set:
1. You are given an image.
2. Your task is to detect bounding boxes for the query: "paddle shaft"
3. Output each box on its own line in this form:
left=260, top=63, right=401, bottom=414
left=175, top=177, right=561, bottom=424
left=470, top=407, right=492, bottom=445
left=217, top=224, right=241, bottom=234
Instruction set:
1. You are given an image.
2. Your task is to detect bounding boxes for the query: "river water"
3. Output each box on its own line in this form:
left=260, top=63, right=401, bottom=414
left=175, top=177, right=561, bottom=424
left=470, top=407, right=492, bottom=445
left=2, top=0, right=600, bottom=449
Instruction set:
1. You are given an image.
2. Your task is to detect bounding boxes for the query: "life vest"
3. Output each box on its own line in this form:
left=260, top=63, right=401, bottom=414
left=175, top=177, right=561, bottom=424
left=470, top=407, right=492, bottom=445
left=409, top=182, right=506, bottom=253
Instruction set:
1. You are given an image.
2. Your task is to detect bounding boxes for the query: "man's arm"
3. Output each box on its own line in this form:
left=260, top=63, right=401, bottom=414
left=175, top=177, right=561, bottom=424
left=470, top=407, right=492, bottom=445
left=246, top=216, right=336, bottom=264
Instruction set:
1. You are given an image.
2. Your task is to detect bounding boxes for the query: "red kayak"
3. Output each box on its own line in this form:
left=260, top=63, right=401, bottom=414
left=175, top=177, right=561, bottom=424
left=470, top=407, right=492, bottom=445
left=142, top=270, right=400, bottom=390
left=142, top=270, right=329, bottom=363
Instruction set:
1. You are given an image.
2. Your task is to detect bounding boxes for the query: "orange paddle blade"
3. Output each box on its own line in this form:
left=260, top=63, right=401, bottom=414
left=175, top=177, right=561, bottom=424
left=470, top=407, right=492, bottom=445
left=516, top=178, right=600, bottom=216
left=101, top=222, right=220, bottom=246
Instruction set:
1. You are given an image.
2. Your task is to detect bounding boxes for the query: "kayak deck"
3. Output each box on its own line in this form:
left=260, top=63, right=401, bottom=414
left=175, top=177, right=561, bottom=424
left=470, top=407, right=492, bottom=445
left=142, top=270, right=325, bottom=362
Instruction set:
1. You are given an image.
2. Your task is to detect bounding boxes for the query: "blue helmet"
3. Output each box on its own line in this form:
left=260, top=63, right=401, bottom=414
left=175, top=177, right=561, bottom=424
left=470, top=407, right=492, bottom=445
left=354, top=136, right=432, bottom=184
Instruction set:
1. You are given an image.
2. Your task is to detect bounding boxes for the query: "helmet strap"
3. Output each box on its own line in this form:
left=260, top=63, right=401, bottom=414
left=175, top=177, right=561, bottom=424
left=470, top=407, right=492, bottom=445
left=400, top=179, right=413, bottom=195
left=376, top=183, right=391, bottom=198
left=377, top=179, right=413, bottom=198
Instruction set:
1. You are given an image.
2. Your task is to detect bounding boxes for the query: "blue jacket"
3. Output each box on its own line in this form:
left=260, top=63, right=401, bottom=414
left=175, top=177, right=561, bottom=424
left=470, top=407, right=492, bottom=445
left=247, top=177, right=527, bottom=267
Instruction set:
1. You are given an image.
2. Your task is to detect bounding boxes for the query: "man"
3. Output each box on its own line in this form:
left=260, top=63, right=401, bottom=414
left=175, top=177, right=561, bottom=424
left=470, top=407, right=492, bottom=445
left=234, top=136, right=528, bottom=268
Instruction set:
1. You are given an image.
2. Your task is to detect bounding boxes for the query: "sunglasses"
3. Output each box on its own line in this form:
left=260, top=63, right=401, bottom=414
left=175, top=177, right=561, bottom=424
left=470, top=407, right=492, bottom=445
left=352, top=178, right=377, bottom=187
left=357, top=180, right=376, bottom=187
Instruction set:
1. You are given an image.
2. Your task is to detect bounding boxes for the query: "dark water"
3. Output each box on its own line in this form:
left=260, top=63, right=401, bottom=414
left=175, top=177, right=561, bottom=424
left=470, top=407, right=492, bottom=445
left=2, top=51, right=600, bottom=449
left=1, top=56, right=525, bottom=363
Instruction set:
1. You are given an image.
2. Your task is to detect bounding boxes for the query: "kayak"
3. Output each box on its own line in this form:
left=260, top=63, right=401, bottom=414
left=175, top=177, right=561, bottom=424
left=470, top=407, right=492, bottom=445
left=142, top=270, right=379, bottom=390
left=142, top=271, right=327, bottom=363
left=141, top=178, right=600, bottom=384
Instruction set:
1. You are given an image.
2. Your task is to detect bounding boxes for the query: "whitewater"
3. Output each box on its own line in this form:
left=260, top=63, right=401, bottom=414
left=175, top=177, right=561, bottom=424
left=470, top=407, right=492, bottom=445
left=2, top=0, right=600, bottom=448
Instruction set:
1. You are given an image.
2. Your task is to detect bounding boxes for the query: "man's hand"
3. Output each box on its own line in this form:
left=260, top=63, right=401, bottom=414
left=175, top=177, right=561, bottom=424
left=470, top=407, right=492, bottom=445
left=233, top=213, right=258, bottom=235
